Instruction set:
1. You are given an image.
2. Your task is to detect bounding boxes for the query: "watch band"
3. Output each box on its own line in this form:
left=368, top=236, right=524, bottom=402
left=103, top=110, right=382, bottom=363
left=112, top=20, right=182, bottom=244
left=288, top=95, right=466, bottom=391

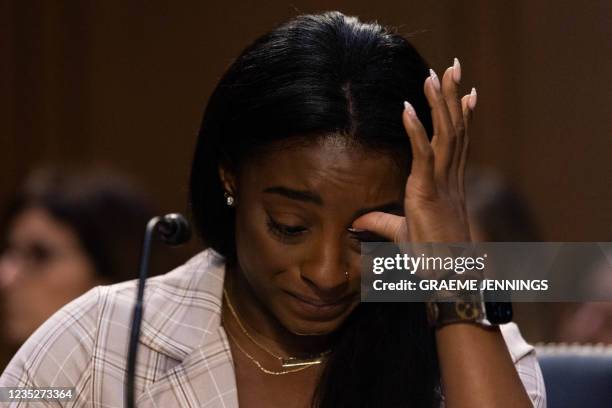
left=426, top=292, right=513, bottom=328
left=426, top=296, right=485, bottom=328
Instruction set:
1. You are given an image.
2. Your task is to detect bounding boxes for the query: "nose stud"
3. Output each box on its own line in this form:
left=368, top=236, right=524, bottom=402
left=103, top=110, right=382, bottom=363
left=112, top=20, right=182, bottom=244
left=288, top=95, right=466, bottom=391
left=345, top=271, right=349, bottom=282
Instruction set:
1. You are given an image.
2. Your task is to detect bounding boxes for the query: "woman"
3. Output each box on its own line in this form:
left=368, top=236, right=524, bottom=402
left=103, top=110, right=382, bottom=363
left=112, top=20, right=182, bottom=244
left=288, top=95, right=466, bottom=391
left=0, top=12, right=545, bottom=407
left=0, top=168, right=154, bottom=355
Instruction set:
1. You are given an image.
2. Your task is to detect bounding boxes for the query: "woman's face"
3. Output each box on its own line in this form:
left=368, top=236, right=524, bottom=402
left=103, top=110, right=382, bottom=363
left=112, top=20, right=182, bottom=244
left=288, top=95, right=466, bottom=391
left=0, top=207, right=98, bottom=344
left=228, top=137, right=406, bottom=335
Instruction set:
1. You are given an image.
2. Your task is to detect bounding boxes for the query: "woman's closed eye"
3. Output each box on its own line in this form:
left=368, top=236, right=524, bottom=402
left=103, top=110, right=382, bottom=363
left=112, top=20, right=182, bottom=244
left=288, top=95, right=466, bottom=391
left=266, top=215, right=308, bottom=241
left=264, top=214, right=390, bottom=245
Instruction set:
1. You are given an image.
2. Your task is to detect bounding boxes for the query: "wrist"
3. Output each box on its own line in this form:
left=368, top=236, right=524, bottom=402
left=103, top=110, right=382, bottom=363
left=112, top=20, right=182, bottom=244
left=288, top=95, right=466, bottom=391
left=426, top=291, right=513, bottom=329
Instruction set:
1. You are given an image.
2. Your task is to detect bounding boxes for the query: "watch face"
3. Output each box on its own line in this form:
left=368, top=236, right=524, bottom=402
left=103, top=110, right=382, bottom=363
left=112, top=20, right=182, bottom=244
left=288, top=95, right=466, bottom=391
left=485, top=302, right=513, bottom=325
left=455, top=300, right=481, bottom=320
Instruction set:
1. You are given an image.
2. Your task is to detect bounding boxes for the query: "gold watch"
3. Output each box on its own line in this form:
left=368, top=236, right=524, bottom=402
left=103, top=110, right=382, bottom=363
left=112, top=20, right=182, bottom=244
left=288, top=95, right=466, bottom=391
left=426, top=292, right=513, bottom=328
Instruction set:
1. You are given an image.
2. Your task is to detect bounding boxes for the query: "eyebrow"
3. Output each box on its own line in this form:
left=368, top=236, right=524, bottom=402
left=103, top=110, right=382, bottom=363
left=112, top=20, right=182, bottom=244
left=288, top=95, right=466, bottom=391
left=263, top=186, right=323, bottom=205
left=262, top=186, right=403, bottom=218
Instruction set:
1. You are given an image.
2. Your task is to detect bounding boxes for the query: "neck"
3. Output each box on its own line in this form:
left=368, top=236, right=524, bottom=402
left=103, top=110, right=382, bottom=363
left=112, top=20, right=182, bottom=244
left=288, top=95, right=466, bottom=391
left=222, top=263, right=332, bottom=358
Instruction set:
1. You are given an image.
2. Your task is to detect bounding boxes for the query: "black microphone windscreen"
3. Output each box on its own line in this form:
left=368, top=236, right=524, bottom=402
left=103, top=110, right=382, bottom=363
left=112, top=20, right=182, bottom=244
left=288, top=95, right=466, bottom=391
left=157, top=213, right=191, bottom=246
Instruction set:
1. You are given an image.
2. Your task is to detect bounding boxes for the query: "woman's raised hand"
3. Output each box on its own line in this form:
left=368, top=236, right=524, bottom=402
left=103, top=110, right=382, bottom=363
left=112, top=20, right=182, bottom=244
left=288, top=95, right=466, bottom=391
left=353, top=58, right=476, bottom=244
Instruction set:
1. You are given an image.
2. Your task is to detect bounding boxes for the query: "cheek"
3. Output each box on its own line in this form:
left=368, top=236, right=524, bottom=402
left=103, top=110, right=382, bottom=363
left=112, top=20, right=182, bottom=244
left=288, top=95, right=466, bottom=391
left=56, top=258, right=97, bottom=293
left=28, top=257, right=96, bottom=307
left=4, top=260, right=94, bottom=339
left=234, top=206, right=297, bottom=293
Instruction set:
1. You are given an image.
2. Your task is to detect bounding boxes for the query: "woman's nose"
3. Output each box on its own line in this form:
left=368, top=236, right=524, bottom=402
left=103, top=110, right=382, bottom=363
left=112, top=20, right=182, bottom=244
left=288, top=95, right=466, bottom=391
left=0, top=257, right=21, bottom=290
left=299, top=240, right=349, bottom=295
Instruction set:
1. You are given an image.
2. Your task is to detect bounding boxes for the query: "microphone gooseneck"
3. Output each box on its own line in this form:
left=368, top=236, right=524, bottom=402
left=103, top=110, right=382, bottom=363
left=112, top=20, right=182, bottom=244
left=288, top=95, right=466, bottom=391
left=125, top=213, right=190, bottom=408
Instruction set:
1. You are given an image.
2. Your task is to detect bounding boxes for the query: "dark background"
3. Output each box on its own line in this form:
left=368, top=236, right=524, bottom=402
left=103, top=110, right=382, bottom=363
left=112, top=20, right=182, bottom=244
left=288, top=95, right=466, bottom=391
left=1, top=1, right=611, bottom=350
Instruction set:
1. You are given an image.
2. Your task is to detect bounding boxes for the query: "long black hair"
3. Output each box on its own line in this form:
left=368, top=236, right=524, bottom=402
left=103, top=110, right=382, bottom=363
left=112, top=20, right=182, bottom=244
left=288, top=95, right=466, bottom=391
left=190, top=11, right=440, bottom=407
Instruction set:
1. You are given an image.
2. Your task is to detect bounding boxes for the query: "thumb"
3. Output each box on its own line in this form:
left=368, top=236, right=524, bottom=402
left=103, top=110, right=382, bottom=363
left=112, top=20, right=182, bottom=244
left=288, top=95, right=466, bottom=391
left=352, top=211, right=407, bottom=243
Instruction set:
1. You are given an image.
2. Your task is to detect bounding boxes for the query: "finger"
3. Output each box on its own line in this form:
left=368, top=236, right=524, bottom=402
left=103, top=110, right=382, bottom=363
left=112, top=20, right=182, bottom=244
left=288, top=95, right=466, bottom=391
left=442, top=58, right=465, bottom=139
left=403, top=101, right=436, bottom=197
left=458, top=89, right=475, bottom=201
left=352, top=211, right=407, bottom=243
left=442, top=58, right=465, bottom=193
left=424, top=69, right=456, bottom=187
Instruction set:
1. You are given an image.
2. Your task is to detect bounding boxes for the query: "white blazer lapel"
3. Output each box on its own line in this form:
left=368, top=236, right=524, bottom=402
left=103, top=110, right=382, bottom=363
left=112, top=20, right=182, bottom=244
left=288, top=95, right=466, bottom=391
left=136, top=326, right=238, bottom=407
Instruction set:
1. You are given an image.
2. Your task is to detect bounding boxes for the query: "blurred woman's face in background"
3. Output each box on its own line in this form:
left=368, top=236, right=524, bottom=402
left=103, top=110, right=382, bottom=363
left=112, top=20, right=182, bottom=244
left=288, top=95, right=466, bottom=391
left=0, top=206, right=99, bottom=344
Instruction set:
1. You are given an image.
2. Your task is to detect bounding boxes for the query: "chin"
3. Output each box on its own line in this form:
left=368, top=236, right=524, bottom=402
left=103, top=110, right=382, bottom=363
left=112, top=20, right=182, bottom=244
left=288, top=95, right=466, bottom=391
left=274, top=297, right=359, bottom=336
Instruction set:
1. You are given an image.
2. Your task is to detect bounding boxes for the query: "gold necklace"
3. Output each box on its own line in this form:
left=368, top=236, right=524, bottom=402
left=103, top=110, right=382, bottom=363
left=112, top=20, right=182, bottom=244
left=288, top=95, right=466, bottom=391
left=224, top=326, right=314, bottom=375
left=222, top=288, right=330, bottom=373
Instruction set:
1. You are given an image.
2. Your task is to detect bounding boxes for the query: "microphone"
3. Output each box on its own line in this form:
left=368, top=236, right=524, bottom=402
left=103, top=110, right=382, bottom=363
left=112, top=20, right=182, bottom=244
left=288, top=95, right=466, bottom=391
left=125, top=213, right=191, bottom=408
left=157, top=213, right=191, bottom=246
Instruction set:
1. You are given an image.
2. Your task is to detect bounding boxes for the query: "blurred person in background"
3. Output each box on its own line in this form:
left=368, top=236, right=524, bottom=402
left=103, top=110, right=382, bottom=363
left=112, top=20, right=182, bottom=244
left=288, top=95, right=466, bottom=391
left=557, top=250, right=612, bottom=343
left=0, top=167, right=155, bottom=368
left=467, top=170, right=612, bottom=344
left=465, top=168, right=555, bottom=343
left=465, top=168, right=540, bottom=243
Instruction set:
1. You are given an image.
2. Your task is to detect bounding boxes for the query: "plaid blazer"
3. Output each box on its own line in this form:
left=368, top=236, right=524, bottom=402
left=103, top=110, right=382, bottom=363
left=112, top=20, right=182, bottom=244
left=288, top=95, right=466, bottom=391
left=0, top=249, right=545, bottom=407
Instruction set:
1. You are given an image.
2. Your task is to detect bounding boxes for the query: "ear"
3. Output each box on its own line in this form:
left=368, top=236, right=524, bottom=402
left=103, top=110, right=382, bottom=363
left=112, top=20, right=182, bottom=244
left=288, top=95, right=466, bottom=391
left=218, top=163, right=236, bottom=196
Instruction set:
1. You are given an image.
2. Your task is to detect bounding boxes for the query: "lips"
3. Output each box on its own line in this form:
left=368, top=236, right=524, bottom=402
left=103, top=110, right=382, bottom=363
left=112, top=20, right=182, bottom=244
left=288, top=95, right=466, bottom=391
left=289, top=292, right=350, bottom=306
left=283, top=290, right=355, bottom=320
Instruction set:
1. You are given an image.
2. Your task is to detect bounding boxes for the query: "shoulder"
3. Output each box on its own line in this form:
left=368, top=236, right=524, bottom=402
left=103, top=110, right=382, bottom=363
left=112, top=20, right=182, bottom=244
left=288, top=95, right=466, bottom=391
left=97, top=249, right=227, bottom=358
left=0, top=284, right=102, bottom=391
left=0, top=249, right=226, bottom=391
left=93, top=248, right=225, bottom=336
left=500, top=322, right=547, bottom=408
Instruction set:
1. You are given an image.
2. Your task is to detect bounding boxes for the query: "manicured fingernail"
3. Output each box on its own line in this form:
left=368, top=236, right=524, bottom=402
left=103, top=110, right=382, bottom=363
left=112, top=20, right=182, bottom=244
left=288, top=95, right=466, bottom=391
left=429, top=68, right=440, bottom=91
left=403, top=100, right=416, bottom=117
left=348, top=227, right=366, bottom=233
left=467, top=87, right=477, bottom=110
left=452, top=57, right=461, bottom=84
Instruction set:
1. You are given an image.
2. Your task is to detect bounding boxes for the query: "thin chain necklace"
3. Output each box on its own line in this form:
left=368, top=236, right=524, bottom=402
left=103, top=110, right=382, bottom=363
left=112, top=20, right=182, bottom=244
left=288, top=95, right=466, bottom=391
left=224, top=325, right=313, bottom=375
left=222, top=288, right=330, bottom=375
